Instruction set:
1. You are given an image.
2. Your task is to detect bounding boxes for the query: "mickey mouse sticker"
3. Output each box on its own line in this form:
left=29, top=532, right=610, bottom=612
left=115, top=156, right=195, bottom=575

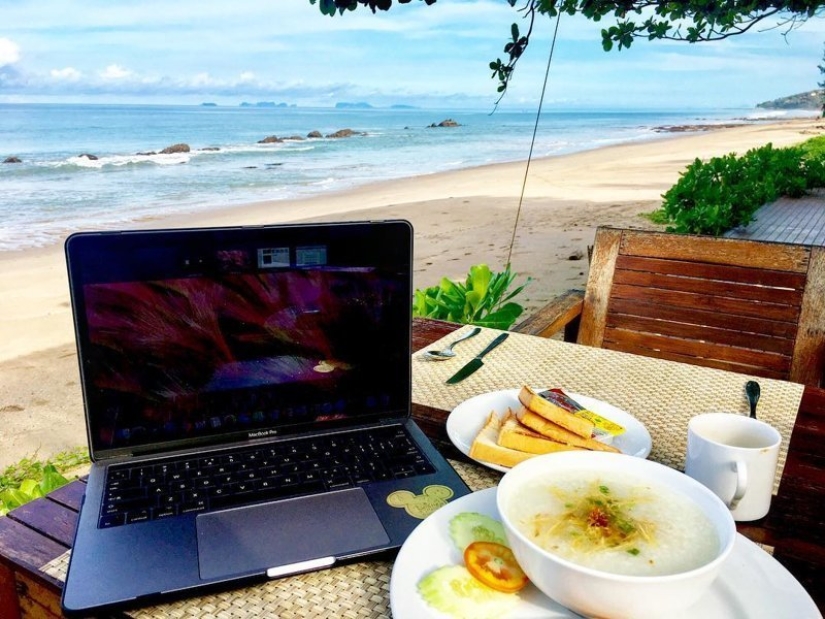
left=386, top=485, right=455, bottom=519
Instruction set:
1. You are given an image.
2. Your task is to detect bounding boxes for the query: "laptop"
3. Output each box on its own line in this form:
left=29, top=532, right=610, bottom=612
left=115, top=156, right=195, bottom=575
left=62, top=220, right=470, bottom=616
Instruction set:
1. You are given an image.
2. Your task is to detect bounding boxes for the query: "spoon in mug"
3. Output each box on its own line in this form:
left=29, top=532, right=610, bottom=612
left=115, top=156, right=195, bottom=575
left=422, top=327, right=482, bottom=360
left=746, top=380, right=761, bottom=419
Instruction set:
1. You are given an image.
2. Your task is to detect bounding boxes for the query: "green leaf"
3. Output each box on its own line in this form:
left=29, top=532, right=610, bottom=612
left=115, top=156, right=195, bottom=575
left=467, top=264, right=492, bottom=297
left=40, top=464, right=70, bottom=494
left=19, top=479, right=39, bottom=496
left=472, top=303, right=524, bottom=330
left=0, top=488, right=31, bottom=510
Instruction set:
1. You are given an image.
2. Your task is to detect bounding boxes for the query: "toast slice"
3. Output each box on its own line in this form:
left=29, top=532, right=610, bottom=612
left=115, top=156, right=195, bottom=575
left=497, top=410, right=582, bottom=455
left=515, top=407, right=620, bottom=453
left=469, top=412, right=536, bottom=468
left=518, top=385, right=594, bottom=439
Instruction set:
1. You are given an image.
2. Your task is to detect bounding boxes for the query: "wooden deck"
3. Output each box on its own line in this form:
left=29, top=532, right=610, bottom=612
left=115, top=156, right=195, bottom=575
left=725, top=193, right=825, bottom=246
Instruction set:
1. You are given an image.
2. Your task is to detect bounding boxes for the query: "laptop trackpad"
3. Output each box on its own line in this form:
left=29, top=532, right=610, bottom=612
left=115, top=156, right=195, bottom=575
left=196, top=488, right=390, bottom=581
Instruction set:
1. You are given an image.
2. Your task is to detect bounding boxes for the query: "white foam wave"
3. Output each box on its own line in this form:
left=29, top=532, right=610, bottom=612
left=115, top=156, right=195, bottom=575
left=65, top=152, right=191, bottom=168
left=744, top=109, right=818, bottom=121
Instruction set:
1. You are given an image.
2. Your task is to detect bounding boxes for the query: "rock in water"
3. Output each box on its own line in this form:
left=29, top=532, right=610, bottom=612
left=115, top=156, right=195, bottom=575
left=160, top=143, right=190, bottom=154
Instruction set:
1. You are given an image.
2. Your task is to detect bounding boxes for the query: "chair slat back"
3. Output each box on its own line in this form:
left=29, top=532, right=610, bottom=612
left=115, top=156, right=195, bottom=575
left=579, top=228, right=825, bottom=385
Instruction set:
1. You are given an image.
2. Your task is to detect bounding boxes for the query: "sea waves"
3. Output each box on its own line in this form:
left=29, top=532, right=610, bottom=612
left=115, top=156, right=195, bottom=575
left=0, top=104, right=771, bottom=252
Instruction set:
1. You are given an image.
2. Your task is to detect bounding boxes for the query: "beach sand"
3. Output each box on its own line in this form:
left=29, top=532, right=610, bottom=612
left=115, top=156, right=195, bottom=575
left=1, top=116, right=822, bottom=468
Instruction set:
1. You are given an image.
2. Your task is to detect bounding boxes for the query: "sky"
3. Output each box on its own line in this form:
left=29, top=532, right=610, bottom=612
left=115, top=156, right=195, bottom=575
left=1, top=0, right=824, bottom=110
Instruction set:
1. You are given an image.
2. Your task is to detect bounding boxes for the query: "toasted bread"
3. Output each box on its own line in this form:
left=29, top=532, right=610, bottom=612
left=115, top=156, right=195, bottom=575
left=518, top=385, right=594, bottom=438
left=497, top=410, right=582, bottom=454
left=515, top=407, right=620, bottom=453
left=469, top=412, right=536, bottom=468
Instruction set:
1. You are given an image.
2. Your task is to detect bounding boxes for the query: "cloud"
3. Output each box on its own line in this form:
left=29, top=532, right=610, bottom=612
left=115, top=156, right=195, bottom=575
left=1, top=1, right=822, bottom=107
left=99, top=64, right=132, bottom=79
left=51, top=67, right=82, bottom=81
left=0, top=38, right=21, bottom=66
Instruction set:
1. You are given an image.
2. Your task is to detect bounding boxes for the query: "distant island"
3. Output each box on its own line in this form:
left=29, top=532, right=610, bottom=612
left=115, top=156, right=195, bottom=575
left=757, top=90, right=823, bottom=110
left=200, top=102, right=217, bottom=107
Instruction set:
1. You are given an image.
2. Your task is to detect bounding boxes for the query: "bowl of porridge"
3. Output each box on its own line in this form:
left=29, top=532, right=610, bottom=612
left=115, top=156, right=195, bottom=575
left=496, top=451, right=736, bottom=619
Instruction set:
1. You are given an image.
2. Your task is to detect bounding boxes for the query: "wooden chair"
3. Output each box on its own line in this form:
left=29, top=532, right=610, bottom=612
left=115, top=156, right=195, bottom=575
left=514, top=227, right=825, bottom=387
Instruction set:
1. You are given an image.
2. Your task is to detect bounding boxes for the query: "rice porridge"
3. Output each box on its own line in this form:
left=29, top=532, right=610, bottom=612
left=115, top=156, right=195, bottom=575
left=507, top=470, right=719, bottom=576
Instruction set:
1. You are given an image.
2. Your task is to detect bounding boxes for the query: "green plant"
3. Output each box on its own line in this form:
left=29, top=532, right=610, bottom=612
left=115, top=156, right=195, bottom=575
left=640, top=209, right=670, bottom=225
left=799, top=135, right=825, bottom=158
left=0, top=447, right=90, bottom=516
left=413, top=263, right=529, bottom=330
left=658, top=142, right=825, bottom=236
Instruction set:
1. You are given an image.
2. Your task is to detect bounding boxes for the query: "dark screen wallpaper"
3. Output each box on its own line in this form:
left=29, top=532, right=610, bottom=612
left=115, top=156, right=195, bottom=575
left=82, top=268, right=407, bottom=451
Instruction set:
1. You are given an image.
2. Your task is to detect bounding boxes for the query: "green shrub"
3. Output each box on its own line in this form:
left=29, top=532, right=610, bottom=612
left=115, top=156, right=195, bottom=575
left=0, top=465, right=69, bottom=515
left=0, top=447, right=89, bottom=516
left=413, top=263, right=529, bottom=330
left=798, top=135, right=825, bottom=159
left=659, top=141, right=825, bottom=236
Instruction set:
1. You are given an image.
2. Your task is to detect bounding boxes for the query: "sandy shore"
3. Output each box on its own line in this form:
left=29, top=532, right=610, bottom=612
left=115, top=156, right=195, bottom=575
left=1, top=116, right=822, bottom=468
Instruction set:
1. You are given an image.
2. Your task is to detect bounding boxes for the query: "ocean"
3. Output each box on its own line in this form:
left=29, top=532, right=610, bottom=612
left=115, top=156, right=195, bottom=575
left=0, top=103, right=793, bottom=252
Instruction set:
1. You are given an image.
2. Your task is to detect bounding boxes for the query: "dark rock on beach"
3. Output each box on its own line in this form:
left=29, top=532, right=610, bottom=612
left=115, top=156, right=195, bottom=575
left=307, top=131, right=323, bottom=138
left=160, top=143, right=191, bottom=154
left=258, top=135, right=282, bottom=144
left=201, top=146, right=220, bottom=152
left=78, top=153, right=98, bottom=160
left=3, top=156, right=22, bottom=164
left=653, top=123, right=745, bottom=133
left=137, top=151, right=157, bottom=156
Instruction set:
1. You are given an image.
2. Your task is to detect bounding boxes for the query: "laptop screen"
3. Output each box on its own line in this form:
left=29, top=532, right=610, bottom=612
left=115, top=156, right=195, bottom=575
left=65, top=221, right=413, bottom=460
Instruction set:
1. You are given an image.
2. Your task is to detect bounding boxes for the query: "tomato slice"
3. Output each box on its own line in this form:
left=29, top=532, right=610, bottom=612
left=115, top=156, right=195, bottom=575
left=463, top=541, right=529, bottom=593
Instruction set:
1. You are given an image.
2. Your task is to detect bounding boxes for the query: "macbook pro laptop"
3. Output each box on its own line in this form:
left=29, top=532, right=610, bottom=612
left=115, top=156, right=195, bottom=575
left=62, top=220, right=469, bottom=616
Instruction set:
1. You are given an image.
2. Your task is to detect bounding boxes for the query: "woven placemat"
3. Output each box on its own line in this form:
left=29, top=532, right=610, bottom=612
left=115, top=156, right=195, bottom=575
left=39, top=459, right=777, bottom=617
left=414, top=326, right=805, bottom=490
left=40, top=461, right=500, bottom=619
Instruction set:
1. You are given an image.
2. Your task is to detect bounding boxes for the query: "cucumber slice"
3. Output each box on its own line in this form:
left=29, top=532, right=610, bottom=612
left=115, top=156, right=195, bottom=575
left=417, top=565, right=519, bottom=619
left=449, top=512, right=508, bottom=552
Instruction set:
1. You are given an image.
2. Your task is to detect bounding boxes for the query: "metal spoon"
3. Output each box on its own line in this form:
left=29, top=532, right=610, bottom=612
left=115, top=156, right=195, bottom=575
left=422, top=327, right=482, bottom=360
left=746, top=380, right=761, bottom=419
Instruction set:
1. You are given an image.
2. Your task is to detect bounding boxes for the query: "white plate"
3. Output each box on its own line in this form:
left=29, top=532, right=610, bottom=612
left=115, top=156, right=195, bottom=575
left=389, top=488, right=821, bottom=619
left=446, top=389, right=652, bottom=472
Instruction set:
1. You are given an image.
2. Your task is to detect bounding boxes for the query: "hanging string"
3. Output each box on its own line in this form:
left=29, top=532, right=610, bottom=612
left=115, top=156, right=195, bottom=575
left=505, top=10, right=563, bottom=267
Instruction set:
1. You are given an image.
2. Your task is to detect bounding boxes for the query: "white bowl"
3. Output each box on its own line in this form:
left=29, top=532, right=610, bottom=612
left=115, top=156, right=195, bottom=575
left=496, top=451, right=736, bottom=619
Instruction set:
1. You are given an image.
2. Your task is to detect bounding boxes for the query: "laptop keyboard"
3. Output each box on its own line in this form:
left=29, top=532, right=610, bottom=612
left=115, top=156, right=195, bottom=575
left=98, top=425, right=435, bottom=528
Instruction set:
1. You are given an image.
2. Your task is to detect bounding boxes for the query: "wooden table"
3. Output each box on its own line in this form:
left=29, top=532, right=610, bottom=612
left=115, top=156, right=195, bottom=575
left=1, top=317, right=823, bottom=618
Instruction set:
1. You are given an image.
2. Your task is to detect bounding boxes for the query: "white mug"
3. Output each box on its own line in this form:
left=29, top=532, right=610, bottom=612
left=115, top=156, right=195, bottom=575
left=685, top=412, right=781, bottom=522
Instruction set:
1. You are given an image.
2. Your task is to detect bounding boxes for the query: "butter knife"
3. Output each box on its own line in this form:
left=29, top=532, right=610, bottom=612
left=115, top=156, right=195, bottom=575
left=445, top=332, right=509, bottom=384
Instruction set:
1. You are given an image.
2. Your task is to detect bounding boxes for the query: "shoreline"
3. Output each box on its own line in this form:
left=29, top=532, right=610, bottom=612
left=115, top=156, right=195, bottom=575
left=1, top=116, right=823, bottom=467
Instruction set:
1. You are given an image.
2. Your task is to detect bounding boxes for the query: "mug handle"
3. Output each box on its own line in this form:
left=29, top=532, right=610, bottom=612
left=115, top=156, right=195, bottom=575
left=728, top=460, right=748, bottom=510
